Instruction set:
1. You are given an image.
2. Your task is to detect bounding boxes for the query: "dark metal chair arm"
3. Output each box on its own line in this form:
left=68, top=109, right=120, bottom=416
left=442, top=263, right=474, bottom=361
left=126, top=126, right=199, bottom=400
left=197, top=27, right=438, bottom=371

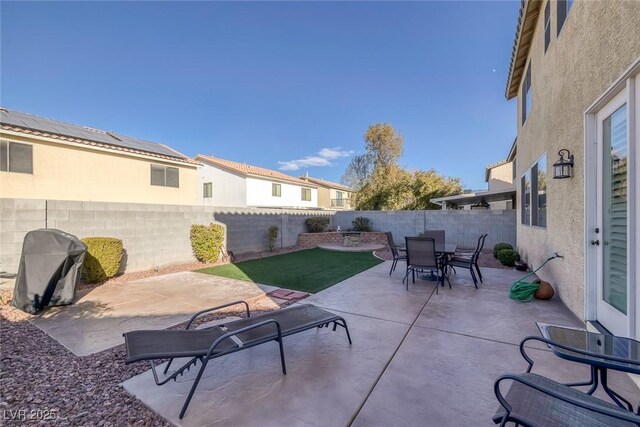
left=494, top=374, right=640, bottom=425
left=206, top=319, right=283, bottom=358
left=519, top=335, right=640, bottom=372
left=185, top=300, right=251, bottom=330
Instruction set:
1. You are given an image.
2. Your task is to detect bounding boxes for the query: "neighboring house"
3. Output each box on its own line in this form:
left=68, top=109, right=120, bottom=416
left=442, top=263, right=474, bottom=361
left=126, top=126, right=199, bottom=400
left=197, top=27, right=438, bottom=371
left=298, top=175, right=353, bottom=210
left=506, top=0, right=640, bottom=338
left=0, top=108, right=198, bottom=205
left=431, top=139, right=517, bottom=210
left=196, top=154, right=318, bottom=209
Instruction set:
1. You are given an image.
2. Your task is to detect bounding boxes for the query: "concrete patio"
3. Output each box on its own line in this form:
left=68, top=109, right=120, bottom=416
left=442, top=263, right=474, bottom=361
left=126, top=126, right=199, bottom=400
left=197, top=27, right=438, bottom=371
left=28, top=272, right=280, bottom=356
left=121, top=263, right=640, bottom=426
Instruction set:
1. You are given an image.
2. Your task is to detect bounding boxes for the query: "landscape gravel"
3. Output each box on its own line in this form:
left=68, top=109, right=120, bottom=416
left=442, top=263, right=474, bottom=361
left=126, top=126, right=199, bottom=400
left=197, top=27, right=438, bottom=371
left=0, top=301, right=299, bottom=426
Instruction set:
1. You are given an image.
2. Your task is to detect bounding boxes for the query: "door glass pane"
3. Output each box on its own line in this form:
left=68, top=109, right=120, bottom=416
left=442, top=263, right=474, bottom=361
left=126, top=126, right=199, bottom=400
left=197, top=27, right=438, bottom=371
left=603, top=104, right=627, bottom=314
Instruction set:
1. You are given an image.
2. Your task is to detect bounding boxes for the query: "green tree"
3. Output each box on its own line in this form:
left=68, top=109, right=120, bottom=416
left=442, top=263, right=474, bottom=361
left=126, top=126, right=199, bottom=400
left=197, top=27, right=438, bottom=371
left=343, top=122, right=462, bottom=210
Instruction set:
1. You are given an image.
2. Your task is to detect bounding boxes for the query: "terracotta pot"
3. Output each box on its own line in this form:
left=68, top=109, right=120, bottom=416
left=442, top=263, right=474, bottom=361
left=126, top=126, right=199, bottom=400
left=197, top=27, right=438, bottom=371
left=534, top=280, right=555, bottom=300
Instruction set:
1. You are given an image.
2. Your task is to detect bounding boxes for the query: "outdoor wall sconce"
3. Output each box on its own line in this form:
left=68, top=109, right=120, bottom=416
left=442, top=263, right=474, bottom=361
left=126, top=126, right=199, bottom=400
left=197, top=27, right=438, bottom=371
left=553, top=149, right=574, bottom=179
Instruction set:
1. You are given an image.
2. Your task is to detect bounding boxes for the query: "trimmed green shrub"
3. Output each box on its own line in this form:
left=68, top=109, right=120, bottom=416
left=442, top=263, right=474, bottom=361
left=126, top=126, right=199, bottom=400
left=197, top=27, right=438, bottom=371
left=497, top=249, right=520, bottom=266
left=305, top=217, right=330, bottom=233
left=268, top=225, right=279, bottom=252
left=493, top=242, right=514, bottom=258
left=352, top=216, right=372, bottom=232
left=190, top=223, right=225, bottom=263
left=82, top=237, right=124, bottom=283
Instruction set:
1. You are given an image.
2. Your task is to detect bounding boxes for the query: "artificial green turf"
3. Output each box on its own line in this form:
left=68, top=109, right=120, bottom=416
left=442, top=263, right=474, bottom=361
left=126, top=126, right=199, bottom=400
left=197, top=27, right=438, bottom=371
left=196, top=248, right=383, bottom=293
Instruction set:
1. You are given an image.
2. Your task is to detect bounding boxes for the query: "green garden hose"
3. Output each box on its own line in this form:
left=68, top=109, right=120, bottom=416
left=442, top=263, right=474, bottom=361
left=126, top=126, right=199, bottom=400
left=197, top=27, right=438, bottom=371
left=509, top=281, right=540, bottom=302
left=509, top=253, right=563, bottom=302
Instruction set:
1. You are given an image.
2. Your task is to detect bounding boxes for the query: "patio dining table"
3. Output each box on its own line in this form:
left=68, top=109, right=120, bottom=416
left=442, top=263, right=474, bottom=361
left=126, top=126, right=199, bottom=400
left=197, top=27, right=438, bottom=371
left=416, top=242, right=457, bottom=281
left=524, top=323, right=640, bottom=411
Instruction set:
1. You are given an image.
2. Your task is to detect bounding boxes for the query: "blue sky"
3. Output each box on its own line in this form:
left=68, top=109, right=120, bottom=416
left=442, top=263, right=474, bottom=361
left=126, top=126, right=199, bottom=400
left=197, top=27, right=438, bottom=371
left=1, top=1, right=519, bottom=190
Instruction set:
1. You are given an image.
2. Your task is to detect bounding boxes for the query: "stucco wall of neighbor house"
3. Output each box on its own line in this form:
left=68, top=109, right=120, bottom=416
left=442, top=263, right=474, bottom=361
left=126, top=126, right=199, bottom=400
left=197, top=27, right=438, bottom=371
left=209, top=208, right=332, bottom=254
left=0, top=133, right=199, bottom=205
left=246, top=177, right=318, bottom=208
left=197, top=163, right=247, bottom=207
left=332, top=210, right=516, bottom=249
left=513, top=0, right=640, bottom=319
left=488, top=162, right=514, bottom=192
left=316, top=187, right=331, bottom=209
left=0, top=198, right=220, bottom=274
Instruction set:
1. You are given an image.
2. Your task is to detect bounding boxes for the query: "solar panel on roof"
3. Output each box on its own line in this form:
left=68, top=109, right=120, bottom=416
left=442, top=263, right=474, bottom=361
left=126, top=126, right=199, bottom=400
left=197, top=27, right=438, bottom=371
left=0, top=109, right=185, bottom=159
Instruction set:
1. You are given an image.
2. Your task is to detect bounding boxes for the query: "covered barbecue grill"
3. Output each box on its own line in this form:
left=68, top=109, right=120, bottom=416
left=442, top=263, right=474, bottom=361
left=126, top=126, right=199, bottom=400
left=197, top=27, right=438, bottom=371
left=12, top=229, right=87, bottom=314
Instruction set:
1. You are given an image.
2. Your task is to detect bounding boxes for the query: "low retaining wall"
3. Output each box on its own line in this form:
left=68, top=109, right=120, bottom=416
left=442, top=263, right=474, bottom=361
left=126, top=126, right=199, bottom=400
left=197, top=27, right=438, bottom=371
left=297, top=232, right=389, bottom=249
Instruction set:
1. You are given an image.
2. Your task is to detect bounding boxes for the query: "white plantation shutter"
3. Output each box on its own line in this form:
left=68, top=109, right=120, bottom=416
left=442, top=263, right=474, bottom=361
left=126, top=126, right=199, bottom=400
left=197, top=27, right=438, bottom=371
left=603, top=104, right=628, bottom=313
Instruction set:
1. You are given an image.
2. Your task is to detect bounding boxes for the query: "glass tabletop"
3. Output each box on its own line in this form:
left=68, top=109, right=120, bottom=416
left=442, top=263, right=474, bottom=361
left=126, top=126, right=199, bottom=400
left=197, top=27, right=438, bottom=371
left=540, top=324, right=640, bottom=374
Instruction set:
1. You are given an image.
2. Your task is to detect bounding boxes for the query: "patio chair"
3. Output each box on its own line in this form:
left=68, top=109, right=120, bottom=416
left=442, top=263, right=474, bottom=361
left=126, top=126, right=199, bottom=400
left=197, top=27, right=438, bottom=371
left=421, top=229, right=445, bottom=245
left=403, top=237, right=449, bottom=293
left=123, top=301, right=352, bottom=419
left=447, top=233, right=487, bottom=288
left=493, top=372, right=640, bottom=426
left=385, top=231, right=407, bottom=274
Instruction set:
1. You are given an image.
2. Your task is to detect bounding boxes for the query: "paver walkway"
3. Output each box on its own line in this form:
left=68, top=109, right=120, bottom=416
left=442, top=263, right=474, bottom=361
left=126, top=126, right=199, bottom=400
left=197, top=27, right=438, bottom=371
left=29, top=272, right=279, bottom=356
left=121, top=263, right=640, bottom=426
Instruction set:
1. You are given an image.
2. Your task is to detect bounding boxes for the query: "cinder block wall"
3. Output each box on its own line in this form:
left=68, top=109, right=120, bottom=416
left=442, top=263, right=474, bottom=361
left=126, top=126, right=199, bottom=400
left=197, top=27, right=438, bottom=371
left=0, top=198, right=220, bottom=274
left=333, top=210, right=516, bottom=250
left=1, top=198, right=515, bottom=275
left=212, top=208, right=332, bottom=254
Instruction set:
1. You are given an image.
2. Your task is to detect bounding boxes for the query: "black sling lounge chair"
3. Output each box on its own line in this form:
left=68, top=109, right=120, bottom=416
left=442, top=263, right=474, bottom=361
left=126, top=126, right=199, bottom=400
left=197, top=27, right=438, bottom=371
left=123, top=301, right=352, bottom=419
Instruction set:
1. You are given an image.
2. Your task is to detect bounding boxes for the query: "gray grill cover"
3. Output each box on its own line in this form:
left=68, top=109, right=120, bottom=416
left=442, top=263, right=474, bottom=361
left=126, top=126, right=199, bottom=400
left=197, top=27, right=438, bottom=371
left=12, top=229, right=87, bottom=314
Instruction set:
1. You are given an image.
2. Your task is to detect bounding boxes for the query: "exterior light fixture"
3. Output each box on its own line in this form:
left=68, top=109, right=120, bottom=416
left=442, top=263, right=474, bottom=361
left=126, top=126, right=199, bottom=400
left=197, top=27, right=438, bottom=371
left=553, top=149, right=574, bottom=179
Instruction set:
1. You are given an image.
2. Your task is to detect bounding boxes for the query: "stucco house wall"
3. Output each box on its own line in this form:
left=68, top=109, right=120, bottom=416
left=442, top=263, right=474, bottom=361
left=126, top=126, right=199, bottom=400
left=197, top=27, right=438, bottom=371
left=0, top=132, right=198, bottom=205
left=488, top=162, right=514, bottom=192
left=197, top=163, right=247, bottom=207
left=246, top=177, right=317, bottom=208
left=513, top=0, right=640, bottom=318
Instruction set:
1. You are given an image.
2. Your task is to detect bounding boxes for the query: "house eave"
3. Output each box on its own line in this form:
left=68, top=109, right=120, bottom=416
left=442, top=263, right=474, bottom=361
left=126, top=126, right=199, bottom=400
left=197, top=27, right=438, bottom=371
left=505, top=0, right=542, bottom=100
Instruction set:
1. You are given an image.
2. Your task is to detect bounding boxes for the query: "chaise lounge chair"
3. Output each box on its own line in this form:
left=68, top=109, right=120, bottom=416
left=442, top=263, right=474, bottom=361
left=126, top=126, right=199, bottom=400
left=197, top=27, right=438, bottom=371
left=123, top=301, right=352, bottom=419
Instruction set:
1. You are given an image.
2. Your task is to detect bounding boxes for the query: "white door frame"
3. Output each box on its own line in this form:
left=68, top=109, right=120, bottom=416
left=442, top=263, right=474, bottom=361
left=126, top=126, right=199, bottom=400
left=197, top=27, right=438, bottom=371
left=584, top=58, right=640, bottom=338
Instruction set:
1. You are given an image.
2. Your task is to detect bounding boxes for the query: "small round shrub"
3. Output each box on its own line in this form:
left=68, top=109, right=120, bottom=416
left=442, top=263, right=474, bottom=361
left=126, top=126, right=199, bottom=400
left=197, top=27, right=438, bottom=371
left=305, top=217, right=330, bottom=233
left=497, top=249, right=520, bottom=266
left=82, top=237, right=124, bottom=283
left=190, top=223, right=225, bottom=263
left=352, top=216, right=372, bottom=232
left=493, top=243, right=514, bottom=258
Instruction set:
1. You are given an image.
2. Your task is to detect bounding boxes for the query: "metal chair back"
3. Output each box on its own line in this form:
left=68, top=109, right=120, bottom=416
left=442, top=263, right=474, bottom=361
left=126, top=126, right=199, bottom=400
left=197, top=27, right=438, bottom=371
left=405, top=237, right=438, bottom=270
left=422, top=230, right=445, bottom=246
left=386, top=231, right=400, bottom=257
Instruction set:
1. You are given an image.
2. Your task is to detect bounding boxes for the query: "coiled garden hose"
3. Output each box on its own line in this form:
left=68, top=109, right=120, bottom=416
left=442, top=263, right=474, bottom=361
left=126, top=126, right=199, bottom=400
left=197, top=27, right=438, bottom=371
left=509, top=253, right=563, bottom=302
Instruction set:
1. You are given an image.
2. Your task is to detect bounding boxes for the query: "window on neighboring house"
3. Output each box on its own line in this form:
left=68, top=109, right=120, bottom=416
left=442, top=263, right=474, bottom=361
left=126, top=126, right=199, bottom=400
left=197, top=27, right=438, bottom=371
left=521, top=154, right=547, bottom=228
left=0, top=141, right=33, bottom=174
left=301, top=188, right=311, bottom=201
left=272, top=183, right=281, bottom=197
left=557, top=0, right=573, bottom=35
left=335, top=191, right=343, bottom=207
left=522, top=64, right=532, bottom=125
left=544, top=1, right=551, bottom=52
left=150, top=164, right=179, bottom=188
left=203, top=182, right=213, bottom=198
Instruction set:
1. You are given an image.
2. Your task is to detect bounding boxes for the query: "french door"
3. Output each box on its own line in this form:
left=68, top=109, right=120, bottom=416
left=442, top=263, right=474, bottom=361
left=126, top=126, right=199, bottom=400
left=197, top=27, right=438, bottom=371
left=595, top=90, right=630, bottom=336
